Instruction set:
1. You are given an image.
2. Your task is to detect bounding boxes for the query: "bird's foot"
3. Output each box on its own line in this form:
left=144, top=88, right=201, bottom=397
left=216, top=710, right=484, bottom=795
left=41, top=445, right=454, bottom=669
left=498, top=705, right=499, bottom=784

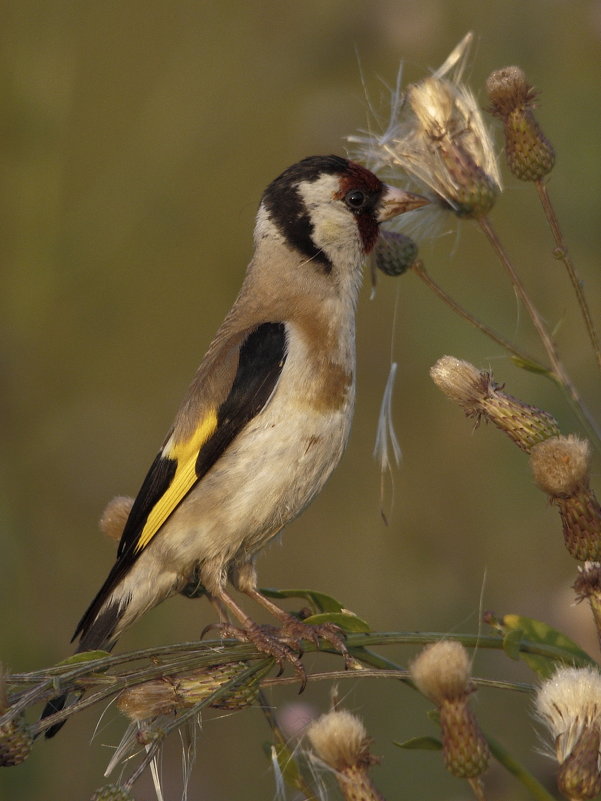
left=201, top=621, right=308, bottom=688
left=278, top=617, right=351, bottom=669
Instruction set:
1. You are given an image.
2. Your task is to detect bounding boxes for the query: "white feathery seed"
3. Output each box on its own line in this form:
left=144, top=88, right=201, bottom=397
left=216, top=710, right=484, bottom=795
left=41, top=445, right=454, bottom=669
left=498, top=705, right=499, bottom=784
left=536, top=666, right=601, bottom=764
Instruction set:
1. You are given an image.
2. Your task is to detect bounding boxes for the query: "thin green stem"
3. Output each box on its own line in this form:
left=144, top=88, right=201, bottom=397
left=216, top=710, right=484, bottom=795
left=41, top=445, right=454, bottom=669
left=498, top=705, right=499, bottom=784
left=535, top=180, right=601, bottom=373
left=411, top=260, right=550, bottom=375
left=487, top=732, right=560, bottom=801
left=478, top=215, right=601, bottom=447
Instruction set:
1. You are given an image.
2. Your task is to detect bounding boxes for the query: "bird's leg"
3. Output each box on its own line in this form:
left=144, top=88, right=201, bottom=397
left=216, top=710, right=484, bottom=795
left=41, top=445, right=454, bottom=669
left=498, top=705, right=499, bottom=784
left=202, top=586, right=308, bottom=688
left=235, top=563, right=351, bottom=669
left=207, top=593, right=231, bottom=624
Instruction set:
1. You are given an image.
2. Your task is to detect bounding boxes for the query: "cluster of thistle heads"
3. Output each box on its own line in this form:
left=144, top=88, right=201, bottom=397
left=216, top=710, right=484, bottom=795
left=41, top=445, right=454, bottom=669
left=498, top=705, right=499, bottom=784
left=356, top=31, right=601, bottom=801
left=352, top=32, right=556, bottom=280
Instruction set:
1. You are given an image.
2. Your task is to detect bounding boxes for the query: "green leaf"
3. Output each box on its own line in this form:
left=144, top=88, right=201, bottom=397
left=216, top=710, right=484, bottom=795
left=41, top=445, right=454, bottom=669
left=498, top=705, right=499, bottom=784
left=509, top=355, right=553, bottom=378
left=394, top=736, right=442, bottom=751
left=56, top=650, right=111, bottom=667
left=497, top=614, right=595, bottom=678
left=302, top=611, right=370, bottom=633
left=502, top=628, right=524, bottom=661
left=260, top=587, right=344, bottom=613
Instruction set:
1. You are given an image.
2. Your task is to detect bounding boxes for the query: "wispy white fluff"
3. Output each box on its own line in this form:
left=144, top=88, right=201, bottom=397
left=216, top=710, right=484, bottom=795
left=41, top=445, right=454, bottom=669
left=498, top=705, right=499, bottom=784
left=350, top=31, right=501, bottom=230
left=536, top=666, right=601, bottom=764
left=373, top=362, right=402, bottom=474
left=270, top=744, right=287, bottom=801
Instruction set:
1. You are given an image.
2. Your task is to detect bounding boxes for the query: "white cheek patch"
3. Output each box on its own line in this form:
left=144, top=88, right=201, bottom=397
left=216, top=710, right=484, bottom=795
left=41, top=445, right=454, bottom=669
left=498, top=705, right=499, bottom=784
left=296, top=174, right=360, bottom=260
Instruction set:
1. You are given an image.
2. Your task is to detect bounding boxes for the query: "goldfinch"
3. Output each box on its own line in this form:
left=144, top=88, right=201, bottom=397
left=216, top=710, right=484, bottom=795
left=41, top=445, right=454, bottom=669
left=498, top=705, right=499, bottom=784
left=42, top=155, right=427, bottom=735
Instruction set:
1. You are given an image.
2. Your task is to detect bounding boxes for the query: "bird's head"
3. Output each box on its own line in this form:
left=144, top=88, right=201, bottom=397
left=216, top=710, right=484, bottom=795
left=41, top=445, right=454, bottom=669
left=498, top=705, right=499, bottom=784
left=257, top=155, right=428, bottom=274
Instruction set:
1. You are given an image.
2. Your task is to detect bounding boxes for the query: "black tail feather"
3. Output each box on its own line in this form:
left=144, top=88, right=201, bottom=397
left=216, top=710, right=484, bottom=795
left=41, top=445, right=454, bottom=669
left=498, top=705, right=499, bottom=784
left=41, top=693, right=73, bottom=739
left=40, top=601, right=122, bottom=738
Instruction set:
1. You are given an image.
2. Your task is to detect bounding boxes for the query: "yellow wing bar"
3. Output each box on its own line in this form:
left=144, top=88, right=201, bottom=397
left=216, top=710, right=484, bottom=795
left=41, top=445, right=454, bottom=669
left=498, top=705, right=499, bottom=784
left=135, top=409, right=218, bottom=552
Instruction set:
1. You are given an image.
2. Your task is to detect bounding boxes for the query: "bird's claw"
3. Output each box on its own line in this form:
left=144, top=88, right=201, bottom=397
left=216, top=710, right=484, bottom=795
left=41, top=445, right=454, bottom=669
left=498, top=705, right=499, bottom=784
left=201, top=620, right=307, bottom=689
left=200, top=618, right=350, bottom=691
left=280, top=619, right=352, bottom=670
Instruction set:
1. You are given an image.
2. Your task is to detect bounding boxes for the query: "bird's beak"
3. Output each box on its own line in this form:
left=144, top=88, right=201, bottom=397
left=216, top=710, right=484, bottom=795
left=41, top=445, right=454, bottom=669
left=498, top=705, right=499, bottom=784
left=377, top=185, right=430, bottom=222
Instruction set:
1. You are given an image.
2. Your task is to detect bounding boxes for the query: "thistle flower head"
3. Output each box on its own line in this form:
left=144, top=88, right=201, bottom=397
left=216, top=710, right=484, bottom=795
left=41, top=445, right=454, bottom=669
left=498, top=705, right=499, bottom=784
left=530, top=436, right=591, bottom=498
left=536, top=667, right=601, bottom=758
left=430, top=355, right=490, bottom=413
left=487, top=66, right=537, bottom=117
left=307, top=710, right=371, bottom=771
left=536, top=667, right=601, bottom=800
left=410, top=642, right=489, bottom=779
left=350, top=32, right=501, bottom=222
left=486, top=65, right=555, bottom=181
left=431, top=355, right=561, bottom=453
left=410, top=640, right=472, bottom=703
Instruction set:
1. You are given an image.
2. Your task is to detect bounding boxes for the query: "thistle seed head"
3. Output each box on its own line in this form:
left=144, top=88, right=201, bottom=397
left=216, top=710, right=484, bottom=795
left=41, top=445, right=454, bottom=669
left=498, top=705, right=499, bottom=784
left=307, top=710, right=371, bottom=771
left=530, top=436, right=591, bottom=497
left=487, top=66, right=555, bottom=181
left=374, top=230, right=418, bottom=276
left=350, top=32, right=501, bottom=225
left=536, top=667, right=601, bottom=800
left=410, top=640, right=472, bottom=703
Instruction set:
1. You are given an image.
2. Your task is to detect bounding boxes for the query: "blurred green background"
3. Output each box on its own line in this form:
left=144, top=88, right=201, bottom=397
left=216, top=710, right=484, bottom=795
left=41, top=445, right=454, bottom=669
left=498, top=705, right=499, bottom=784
left=2, top=1, right=601, bottom=799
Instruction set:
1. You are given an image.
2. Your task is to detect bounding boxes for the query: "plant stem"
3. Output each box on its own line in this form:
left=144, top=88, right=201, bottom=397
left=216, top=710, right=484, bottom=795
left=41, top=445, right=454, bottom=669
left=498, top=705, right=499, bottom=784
left=535, top=180, right=601, bottom=373
left=411, top=260, right=549, bottom=374
left=486, top=732, right=560, bottom=801
left=478, top=215, right=601, bottom=446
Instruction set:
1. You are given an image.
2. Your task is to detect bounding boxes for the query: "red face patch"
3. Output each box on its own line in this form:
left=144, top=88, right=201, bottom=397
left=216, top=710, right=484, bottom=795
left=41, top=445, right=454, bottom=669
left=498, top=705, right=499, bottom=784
left=336, top=161, right=384, bottom=253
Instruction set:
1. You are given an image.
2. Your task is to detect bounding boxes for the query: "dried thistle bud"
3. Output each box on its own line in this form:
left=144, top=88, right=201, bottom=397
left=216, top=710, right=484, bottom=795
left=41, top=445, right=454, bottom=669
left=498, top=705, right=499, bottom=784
left=307, top=710, right=385, bottom=801
left=90, top=785, right=134, bottom=801
left=410, top=641, right=489, bottom=779
left=406, top=77, right=500, bottom=218
left=410, top=640, right=471, bottom=702
left=0, top=669, right=32, bottom=767
left=530, top=437, right=601, bottom=561
left=0, top=713, right=33, bottom=767
left=117, top=662, right=259, bottom=722
left=99, top=496, right=133, bottom=542
left=374, top=230, right=418, bottom=276
left=536, top=667, right=601, bottom=800
left=530, top=436, right=591, bottom=497
left=487, top=66, right=555, bottom=181
left=349, top=33, right=501, bottom=224
left=430, top=356, right=560, bottom=452
left=574, top=563, right=601, bottom=647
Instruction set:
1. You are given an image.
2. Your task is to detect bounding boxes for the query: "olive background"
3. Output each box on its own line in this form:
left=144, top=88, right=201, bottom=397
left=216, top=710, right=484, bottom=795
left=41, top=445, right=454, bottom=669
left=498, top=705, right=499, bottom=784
left=2, top=1, right=601, bottom=799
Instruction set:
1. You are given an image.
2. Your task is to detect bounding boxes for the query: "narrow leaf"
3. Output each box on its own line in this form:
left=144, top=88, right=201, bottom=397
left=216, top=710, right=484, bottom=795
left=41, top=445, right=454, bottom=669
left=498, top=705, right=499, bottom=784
left=56, top=650, right=111, bottom=667
left=302, top=612, right=370, bottom=633
left=260, top=588, right=344, bottom=613
left=394, top=736, right=442, bottom=751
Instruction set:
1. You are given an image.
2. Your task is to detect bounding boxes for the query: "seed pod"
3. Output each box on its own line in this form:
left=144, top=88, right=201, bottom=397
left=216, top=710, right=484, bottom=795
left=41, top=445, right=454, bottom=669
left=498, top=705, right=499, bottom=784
left=307, top=710, right=386, bottom=801
left=530, top=437, right=601, bottom=561
left=410, top=641, right=489, bottom=780
left=536, top=666, right=601, bottom=801
left=375, top=230, right=418, bottom=276
left=487, top=66, right=555, bottom=181
left=0, top=713, right=33, bottom=767
left=90, top=785, right=134, bottom=801
left=430, top=356, right=560, bottom=452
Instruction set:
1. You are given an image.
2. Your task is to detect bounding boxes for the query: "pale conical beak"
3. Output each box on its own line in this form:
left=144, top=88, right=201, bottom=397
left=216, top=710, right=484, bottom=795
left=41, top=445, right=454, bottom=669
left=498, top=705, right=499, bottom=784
left=377, top=184, right=430, bottom=222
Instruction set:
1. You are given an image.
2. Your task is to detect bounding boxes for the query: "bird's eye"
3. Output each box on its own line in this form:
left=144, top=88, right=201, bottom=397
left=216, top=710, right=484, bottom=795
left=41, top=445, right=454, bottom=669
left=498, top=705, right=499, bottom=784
left=344, top=189, right=367, bottom=211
